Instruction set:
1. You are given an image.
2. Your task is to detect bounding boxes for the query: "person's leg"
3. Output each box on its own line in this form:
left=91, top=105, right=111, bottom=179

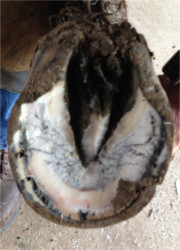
left=0, top=89, right=20, bottom=150
left=0, top=89, right=22, bottom=233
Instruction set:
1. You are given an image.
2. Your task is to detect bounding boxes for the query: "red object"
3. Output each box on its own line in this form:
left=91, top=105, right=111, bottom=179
left=159, top=75, right=180, bottom=154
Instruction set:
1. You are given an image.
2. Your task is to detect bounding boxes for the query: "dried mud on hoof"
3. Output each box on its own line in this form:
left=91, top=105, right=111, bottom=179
left=8, top=15, right=173, bottom=228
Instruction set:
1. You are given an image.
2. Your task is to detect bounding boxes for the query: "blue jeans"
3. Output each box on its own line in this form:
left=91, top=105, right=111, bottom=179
left=0, top=89, right=20, bottom=150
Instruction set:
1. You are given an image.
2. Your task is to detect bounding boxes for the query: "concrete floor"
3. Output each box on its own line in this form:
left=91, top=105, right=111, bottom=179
left=1, top=1, right=180, bottom=249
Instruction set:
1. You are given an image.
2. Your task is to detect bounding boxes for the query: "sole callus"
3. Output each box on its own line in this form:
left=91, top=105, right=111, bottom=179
left=8, top=21, right=173, bottom=228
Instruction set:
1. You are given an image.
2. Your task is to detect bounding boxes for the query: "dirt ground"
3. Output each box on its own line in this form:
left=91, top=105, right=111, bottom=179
left=1, top=1, right=180, bottom=249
